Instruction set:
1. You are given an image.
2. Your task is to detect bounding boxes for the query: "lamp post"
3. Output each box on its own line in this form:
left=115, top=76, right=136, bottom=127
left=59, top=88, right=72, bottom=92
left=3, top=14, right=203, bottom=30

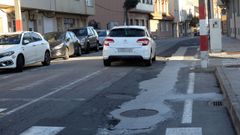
left=14, top=0, right=23, bottom=32
left=199, top=0, right=209, bottom=68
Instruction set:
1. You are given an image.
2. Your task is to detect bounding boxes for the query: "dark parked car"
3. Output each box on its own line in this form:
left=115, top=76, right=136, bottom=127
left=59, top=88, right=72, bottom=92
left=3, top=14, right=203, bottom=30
left=44, top=31, right=81, bottom=59
left=97, top=30, right=109, bottom=49
left=70, top=27, right=99, bottom=53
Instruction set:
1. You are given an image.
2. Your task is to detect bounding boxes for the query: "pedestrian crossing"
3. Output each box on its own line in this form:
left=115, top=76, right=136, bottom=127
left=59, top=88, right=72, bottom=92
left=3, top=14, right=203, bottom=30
left=19, top=126, right=65, bottom=135
left=166, top=127, right=202, bottom=135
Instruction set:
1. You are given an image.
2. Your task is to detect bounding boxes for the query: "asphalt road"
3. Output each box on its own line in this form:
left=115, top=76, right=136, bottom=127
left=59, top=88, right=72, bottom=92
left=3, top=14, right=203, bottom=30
left=0, top=37, right=236, bottom=135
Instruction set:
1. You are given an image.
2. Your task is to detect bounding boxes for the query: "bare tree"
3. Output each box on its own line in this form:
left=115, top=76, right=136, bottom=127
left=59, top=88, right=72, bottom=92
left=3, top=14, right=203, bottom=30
left=123, top=0, right=139, bottom=25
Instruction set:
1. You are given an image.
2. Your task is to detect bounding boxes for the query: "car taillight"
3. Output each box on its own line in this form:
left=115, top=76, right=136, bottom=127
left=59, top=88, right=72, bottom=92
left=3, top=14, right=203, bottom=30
left=104, top=38, right=114, bottom=46
left=137, top=38, right=150, bottom=46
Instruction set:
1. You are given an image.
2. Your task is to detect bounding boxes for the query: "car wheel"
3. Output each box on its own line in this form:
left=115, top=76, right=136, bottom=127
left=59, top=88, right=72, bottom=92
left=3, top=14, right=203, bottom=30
left=64, top=48, right=69, bottom=60
left=85, top=43, right=90, bottom=54
left=152, top=54, right=156, bottom=61
left=15, top=55, right=24, bottom=72
left=103, top=59, right=111, bottom=66
left=144, top=57, right=152, bottom=66
left=42, top=51, right=51, bottom=66
left=95, top=43, right=99, bottom=52
left=77, top=46, right=82, bottom=56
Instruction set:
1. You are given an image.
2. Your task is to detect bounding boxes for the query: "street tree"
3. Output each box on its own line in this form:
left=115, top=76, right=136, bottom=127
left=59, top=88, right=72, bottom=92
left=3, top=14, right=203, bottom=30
left=123, top=0, right=139, bottom=25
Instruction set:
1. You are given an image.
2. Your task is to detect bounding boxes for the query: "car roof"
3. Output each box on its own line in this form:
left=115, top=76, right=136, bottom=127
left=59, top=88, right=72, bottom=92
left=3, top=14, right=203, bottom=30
left=111, top=25, right=146, bottom=30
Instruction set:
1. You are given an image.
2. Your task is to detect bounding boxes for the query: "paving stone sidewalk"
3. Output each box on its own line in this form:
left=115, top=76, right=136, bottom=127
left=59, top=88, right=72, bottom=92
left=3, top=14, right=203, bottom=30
left=208, top=36, right=240, bottom=135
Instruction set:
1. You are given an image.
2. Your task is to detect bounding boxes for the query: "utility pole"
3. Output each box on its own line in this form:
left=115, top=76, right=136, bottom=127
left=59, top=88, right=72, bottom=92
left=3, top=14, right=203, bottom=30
left=14, top=0, right=23, bottom=32
left=199, top=0, right=209, bottom=68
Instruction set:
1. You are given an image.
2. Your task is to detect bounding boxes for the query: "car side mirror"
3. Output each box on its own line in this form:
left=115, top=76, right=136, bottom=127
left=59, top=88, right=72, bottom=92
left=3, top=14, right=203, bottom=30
left=23, top=39, right=30, bottom=45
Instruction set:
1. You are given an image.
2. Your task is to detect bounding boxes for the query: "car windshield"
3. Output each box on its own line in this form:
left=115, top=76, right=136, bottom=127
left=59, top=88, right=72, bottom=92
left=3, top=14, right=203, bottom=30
left=71, top=29, right=87, bottom=36
left=97, top=31, right=107, bottom=37
left=0, top=34, right=21, bottom=45
left=44, top=32, right=65, bottom=42
left=109, top=28, right=145, bottom=37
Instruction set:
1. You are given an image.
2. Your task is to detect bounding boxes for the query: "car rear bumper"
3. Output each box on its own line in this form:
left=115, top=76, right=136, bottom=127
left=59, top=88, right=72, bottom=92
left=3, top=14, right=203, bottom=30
left=103, top=47, right=151, bottom=60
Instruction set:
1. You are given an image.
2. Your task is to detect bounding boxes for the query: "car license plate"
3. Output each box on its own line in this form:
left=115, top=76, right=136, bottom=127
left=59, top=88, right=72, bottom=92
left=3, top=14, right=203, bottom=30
left=117, top=48, right=133, bottom=53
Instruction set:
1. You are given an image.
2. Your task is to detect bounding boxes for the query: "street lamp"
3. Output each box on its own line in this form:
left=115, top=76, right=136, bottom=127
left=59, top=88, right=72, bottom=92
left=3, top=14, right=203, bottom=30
left=14, top=0, right=23, bottom=32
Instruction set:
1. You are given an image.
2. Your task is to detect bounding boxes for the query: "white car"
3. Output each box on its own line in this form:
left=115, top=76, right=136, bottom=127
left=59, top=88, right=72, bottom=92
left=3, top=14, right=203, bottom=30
left=0, top=31, right=51, bottom=72
left=103, top=26, right=156, bottom=66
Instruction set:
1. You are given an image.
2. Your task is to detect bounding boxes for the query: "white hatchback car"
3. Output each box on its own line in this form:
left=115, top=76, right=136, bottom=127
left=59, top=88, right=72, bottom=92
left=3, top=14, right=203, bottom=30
left=103, top=26, right=156, bottom=66
left=0, top=31, right=51, bottom=72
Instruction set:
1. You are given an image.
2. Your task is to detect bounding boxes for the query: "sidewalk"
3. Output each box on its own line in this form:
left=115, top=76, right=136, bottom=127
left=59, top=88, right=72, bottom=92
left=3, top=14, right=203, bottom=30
left=208, top=36, right=240, bottom=135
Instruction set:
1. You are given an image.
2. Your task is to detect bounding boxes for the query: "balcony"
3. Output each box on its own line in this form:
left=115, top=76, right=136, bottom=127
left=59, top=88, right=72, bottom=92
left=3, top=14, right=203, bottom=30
left=131, top=2, right=154, bottom=13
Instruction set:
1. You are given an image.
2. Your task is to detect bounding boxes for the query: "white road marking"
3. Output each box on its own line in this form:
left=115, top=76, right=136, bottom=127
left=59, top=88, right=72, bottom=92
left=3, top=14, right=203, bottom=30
left=0, top=108, right=7, bottom=113
left=11, top=74, right=61, bottom=91
left=182, top=72, right=195, bottom=124
left=97, top=47, right=189, bottom=134
left=165, top=127, right=202, bottom=135
left=3, top=68, right=107, bottom=117
left=19, top=126, right=64, bottom=135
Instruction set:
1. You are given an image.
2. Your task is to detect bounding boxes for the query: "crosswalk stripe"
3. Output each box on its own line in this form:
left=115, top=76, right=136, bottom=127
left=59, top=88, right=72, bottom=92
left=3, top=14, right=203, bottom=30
left=166, top=127, right=202, bottom=135
left=19, top=126, right=65, bottom=135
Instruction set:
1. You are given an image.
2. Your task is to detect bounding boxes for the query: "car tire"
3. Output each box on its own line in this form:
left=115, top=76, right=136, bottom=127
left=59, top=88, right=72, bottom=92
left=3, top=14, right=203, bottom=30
left=76, top=46, right=82, bottom=56
left=42, top=51, right=51, bottom=66
left=95, top=43, right=99, bottom=52
left=85, top=43, right=90, bottom=54
left=15, top=55, right=24, bottom=72
left=103, top=59, right=111, bottom=66
left=144, top=58, right=152, bottom=67
left=64, top=48, right=69, bottom=60
left=152, top=54, right=156, bottom=61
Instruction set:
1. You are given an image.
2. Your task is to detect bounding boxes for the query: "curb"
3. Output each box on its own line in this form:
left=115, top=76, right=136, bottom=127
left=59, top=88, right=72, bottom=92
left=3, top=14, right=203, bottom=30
left=215, top=67, right=240, bottom=135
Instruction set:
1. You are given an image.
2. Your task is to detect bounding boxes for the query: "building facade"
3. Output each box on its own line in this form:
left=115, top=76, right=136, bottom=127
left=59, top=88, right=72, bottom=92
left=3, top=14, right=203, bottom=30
left=150, top=0, right=174, bottom=39
left=169, top=0, right=199, bottom=37
left=0, top=0, right=95, bottom=33
left=225, top=0, right=240, bottom=39
left=88, top=0, right=154, bottom=30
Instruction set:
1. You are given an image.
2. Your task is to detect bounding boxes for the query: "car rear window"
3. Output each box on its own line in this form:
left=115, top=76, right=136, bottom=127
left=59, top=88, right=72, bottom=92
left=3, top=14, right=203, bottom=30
left=109, top=28, right=145, bottom=37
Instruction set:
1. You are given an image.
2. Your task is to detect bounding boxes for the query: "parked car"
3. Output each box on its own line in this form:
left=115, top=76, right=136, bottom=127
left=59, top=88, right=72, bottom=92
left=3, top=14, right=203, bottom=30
left=102, top=26, right=156, bottom=66
left=70, top=27, right=99, bottom=53
left=44, top=31, right=81, bottom=59
left=97, top=30, right=109, bottom=49
left=0, top=31, right=51, bottom=72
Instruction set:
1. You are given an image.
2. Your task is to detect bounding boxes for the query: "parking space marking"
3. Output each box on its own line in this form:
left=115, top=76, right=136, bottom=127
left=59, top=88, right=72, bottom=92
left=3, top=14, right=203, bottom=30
left=3, top=68, right=107, bottom=117
left=182, top=73, right=195, bottom=124
left=165, top=127, right=202, bottom=135
left=19, top=126, right=65, bottom=135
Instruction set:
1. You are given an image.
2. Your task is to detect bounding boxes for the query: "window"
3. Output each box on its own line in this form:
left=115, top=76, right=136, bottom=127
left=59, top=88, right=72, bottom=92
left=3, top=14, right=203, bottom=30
left=141, top=20, right=145, bottom=26
left=87, top=28, right=93, bottom=36
left=31, top=32, right=42, bottom=42
left=86, top=0, right=93, bottom=7
left=109, top=28, right=146, bottom=37
left=135, top=20, right=139, bottom=25
left=23, top=33, right=32, bottom=43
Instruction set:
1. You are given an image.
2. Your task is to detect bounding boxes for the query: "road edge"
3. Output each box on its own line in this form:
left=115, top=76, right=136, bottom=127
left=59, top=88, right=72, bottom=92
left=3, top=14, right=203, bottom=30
left=215, top=66, right=240, bottom=135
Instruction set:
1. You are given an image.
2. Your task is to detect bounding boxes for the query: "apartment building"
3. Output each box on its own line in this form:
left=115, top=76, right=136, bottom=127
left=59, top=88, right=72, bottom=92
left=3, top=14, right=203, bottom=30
left=169, top=0, right=199, bottom=37
left=150, top=0, right=174, bottom=38
left=0, top=0, right=95, bottom=33
left=88, top=0, right=154, bottom=30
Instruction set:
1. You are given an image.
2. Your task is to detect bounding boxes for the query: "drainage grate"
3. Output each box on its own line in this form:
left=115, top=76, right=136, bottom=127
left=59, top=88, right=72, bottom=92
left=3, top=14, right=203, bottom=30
left=209, top=101, right=224, bottom=107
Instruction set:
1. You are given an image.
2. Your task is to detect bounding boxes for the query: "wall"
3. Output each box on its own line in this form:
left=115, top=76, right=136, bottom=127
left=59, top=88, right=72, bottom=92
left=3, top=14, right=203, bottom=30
left=0, top=10, right=8, bottom=33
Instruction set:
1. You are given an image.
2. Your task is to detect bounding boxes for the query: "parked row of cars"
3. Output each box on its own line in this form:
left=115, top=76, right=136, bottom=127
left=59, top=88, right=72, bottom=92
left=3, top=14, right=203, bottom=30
left=0, top=27, right=109, bottom=72
left=0, top=25, right=156, bottom=72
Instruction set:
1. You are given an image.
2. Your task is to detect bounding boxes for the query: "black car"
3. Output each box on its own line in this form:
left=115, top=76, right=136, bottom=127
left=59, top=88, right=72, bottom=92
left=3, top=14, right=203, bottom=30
left=44, top=31, right=81, bottom=59
left=70, top=27, right=99, bottom=53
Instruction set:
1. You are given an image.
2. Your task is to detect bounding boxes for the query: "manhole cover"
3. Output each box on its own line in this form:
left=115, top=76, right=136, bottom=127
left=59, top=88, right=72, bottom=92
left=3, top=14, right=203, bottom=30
left=120, top=109, right=158, bottom=118
left=106, top=94, right=134, bottom=100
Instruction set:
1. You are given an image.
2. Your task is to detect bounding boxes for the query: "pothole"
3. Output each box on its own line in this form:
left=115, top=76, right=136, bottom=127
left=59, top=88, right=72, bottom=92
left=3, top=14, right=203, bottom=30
left=120, top=109, right=159, bottom=118
left=209, top=101, right=224, bottom=107
left=106, top=94, right=135, bottom=100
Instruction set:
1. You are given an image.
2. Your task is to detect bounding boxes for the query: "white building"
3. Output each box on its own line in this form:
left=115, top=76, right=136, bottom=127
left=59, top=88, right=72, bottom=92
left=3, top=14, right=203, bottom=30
left=0, top=0, right=95, bottom=33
